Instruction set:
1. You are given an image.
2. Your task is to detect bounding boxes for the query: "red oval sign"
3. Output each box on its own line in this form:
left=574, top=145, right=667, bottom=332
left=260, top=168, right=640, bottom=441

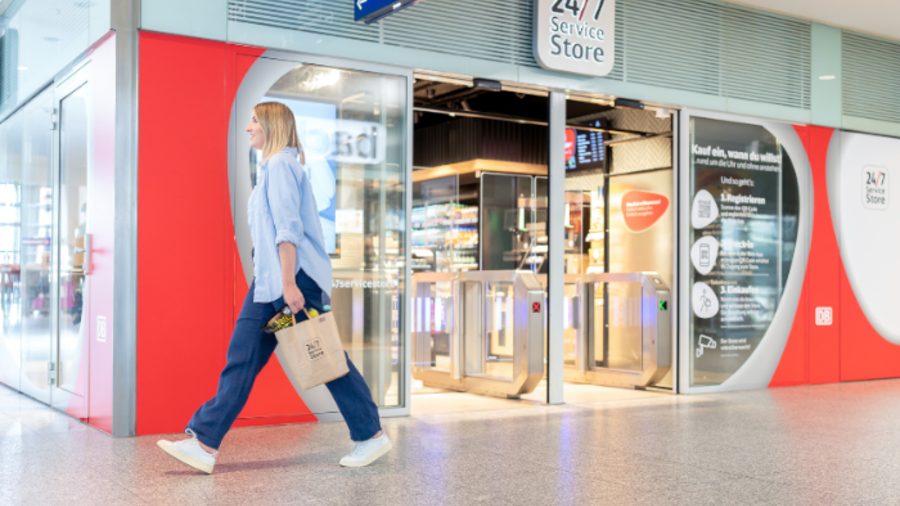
left=621, top=191, right=670, bottom=232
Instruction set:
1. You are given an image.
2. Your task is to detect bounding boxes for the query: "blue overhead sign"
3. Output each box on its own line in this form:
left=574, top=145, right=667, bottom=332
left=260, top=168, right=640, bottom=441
left=355, top=0, right=424, bottom=23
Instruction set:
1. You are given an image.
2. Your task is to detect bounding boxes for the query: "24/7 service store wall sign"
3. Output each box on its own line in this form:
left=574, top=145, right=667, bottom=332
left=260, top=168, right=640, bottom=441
left=534, top=0, right=616, bottom=77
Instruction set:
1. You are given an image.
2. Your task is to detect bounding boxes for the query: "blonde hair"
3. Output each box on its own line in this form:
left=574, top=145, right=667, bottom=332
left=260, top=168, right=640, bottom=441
left=253, top=101, right=306, bottom=165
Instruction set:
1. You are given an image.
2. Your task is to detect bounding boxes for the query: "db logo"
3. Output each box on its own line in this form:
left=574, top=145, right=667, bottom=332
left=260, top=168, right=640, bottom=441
left=532, top=302, right=542, bottom=313
left=815, top=307, right=833, bottom=326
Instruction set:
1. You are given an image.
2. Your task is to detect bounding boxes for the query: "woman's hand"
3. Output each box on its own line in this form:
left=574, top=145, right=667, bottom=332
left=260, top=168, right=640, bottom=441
left=283, top=283, right=306, bottom=315
left=277, top=242, right=304, bottom=314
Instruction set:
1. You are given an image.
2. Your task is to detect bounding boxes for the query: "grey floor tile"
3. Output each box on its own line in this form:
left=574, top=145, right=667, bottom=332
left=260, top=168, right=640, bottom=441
left=8, top=380, right=900, bottom=505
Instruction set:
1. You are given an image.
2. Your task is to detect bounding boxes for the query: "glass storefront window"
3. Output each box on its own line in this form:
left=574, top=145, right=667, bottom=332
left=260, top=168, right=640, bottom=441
left=0, top=87, right=53, bottom=401
left=0, top=108, right=23, bottom=393
left=688, top=117, right=798, bottom=387
left=257, top=65, right=407, bottom=408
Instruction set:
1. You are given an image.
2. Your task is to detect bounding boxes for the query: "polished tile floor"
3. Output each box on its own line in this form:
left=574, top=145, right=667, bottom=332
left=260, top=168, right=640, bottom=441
left=3, top=380, right=900, bottom=505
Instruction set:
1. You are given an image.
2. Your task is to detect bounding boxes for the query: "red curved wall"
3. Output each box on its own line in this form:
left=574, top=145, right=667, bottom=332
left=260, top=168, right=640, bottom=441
left=770, top=126, right=900, bottom=387
left=137, top=33, right=315, bottom=436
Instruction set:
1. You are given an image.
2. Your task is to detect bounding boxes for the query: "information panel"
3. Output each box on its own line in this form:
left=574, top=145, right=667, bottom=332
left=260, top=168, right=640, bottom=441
left=689, top=118, right=783, bottom=386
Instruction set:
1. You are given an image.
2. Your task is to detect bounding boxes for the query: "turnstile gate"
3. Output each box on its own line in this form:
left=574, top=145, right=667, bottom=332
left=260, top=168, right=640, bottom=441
left=565, top=273, right=671, bottom=389
left=412, top=270, right=671, bottom=397
left=412, top=270, right=545, bottom=398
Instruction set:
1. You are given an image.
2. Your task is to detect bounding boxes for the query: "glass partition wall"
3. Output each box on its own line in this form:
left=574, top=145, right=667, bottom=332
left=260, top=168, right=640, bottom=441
left=241, top=62, right=408, bottom=409
left=298, top=66, right=403, bottom=408
left=0, top=88, right=54, bottom=404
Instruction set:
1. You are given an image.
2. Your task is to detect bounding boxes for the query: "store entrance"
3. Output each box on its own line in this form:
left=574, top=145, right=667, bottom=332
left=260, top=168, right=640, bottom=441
left=410, top=77, right=676, bottom=414
left=559, top=95, right=676, bottom=397
left=411, top=78, right=550, bottom=414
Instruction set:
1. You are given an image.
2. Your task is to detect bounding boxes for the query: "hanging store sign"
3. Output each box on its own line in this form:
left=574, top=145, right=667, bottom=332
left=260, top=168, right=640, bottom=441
left=534, top=0, right=616, bottom=77
left=355, top=0, right=424, bottom=23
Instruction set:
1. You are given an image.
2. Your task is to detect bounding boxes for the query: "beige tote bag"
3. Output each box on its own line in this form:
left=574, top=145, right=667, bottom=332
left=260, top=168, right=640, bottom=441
left=275, top=309, right=349, bottom=390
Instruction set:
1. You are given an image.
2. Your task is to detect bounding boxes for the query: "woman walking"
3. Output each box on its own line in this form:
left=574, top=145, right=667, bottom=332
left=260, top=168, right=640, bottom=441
left=157, top=102, right=392, bottom=474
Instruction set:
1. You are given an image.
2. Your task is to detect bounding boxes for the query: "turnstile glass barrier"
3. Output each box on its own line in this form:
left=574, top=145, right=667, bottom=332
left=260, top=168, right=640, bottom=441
left=564, top=272, right=671, bottom=389
left=413, top=270, right=544, bottom=398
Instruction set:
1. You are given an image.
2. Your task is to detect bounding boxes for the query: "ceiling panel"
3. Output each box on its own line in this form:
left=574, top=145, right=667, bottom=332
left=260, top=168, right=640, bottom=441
left=723, top=0, right=900, bottom=41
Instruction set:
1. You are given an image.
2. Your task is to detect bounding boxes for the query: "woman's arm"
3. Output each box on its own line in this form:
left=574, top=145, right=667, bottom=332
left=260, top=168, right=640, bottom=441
left=267, top=156, right=306, bottom=314
left=279, top=242, right=305, bottom=313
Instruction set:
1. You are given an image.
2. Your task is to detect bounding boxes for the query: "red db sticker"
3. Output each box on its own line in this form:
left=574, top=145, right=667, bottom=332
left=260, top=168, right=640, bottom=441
left=532, top=302, right=542, bottom=313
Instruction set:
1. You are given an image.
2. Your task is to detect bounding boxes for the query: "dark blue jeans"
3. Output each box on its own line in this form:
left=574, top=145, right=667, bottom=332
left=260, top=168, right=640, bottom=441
left=187, top=270, right=382, bottom=449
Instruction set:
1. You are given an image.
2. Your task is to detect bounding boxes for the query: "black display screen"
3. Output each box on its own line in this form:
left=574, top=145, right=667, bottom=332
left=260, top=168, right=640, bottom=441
left=565, top=121, right=606, bottom=173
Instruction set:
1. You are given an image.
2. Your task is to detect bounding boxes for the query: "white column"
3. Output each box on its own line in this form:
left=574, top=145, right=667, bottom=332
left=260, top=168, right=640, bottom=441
left=547, top=91, right=566, bottom=405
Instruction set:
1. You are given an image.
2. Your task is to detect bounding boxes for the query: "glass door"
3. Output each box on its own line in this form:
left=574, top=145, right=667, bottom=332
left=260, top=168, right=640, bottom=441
left=50, top=68, right=91, bottom=418
left=18, top=89, right=55, bottom=405
left=559, top=96, right=676, bottom=390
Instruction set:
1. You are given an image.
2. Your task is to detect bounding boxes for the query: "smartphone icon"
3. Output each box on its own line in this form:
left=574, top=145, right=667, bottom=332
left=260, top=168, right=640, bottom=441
left=699, top=244, right=710, bottom=267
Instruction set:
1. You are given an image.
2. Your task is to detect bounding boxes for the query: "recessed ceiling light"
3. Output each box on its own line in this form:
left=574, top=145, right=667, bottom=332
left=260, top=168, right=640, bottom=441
left=819, top=75, right=836, bottom=80
left=17, top=66, right=27, bottom=71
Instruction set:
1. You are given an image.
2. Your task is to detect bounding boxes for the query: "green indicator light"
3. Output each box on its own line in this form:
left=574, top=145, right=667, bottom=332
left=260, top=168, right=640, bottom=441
left=659, top=301, right=668, bottom=311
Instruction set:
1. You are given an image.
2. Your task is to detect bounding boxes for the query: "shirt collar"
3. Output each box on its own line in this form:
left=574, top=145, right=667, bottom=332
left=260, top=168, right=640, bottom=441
left=262, top=147, right=299, bottom=167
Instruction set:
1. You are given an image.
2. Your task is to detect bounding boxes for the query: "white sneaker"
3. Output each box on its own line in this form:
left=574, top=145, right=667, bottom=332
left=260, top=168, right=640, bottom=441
left=157, top=428, right=218, bottom=474
left=339, top=433, right=393, bottom=468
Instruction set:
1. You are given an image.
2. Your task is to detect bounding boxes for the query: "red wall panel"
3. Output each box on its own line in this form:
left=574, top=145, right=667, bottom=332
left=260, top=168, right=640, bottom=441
left=769, top=125, right=900, bottom=388
left=138, top=33, right=235, bottom=435
left=769, top=282, right=808, bottom=387
left=806, top=126, right=841, bottom=384
left=769, top=125, right=812, bottom=387
left=137, top=33, right=315, bottom=435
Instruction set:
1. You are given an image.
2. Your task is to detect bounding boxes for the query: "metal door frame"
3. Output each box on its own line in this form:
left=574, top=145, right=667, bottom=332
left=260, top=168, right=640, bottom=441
left=49, top=62, right=93, bottom=415
left=546, top=99, right=682, bottom=395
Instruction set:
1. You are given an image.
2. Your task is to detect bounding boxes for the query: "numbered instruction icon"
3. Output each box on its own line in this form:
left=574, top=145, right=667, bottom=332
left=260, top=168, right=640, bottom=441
left=691, top=189, right=719, bottom=229
left=692, top=281, right=719, bottom=319
left=690, top=236, right=719, bottom=275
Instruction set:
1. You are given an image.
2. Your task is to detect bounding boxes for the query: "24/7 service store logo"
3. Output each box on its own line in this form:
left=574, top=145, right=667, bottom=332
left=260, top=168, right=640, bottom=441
left=863, top=166, right=889, bottom=210
left=534, top=0, right=616, bottom=77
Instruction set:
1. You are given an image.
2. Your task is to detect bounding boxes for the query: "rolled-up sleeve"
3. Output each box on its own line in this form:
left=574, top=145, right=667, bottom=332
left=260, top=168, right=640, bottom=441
left=266, top=157, right=304, bottom=248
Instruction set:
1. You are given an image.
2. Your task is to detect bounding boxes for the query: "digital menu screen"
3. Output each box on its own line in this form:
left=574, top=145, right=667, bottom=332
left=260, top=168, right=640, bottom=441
left=565, top=121, right=606, bottom=173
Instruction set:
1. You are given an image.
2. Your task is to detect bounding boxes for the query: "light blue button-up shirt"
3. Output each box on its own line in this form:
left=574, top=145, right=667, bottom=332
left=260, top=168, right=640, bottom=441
left=248, top=147, right=333, bottom=303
